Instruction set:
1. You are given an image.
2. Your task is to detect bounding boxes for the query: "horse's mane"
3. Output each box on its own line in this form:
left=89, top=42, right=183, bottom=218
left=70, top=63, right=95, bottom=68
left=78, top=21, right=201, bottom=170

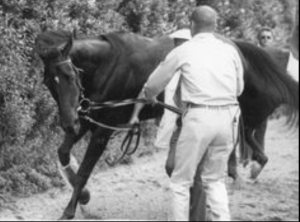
left=236, top=41, right=299, bottom=127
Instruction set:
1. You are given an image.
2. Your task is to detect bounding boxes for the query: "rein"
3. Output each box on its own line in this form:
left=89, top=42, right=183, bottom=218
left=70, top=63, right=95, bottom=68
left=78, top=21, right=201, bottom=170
left=78, top=98, right=183, bottom=115
left=78, top=97, right=183, bottom=166
left=77, top=98, right=183, bottom=166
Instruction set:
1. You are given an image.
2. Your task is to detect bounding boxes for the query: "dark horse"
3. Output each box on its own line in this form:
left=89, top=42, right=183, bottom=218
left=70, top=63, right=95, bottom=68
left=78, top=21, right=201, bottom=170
left=35, top=30, right=298, bottom=220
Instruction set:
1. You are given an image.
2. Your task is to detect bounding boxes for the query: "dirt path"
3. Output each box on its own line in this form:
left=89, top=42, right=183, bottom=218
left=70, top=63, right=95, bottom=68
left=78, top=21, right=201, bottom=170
left=0, top=118, right=298, bottom=221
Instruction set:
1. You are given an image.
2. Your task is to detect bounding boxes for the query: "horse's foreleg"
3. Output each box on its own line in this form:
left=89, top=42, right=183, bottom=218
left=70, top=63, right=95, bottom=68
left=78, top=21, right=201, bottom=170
left=58, top=132, right=83, bottom=166
left=57, top=127, right=90, bottom=206
left=60, top=128, right=112, bottom=220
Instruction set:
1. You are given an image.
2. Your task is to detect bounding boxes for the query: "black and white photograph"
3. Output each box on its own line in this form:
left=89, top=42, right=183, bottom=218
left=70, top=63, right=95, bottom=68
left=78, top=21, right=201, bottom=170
left=0, top=0, right=298, bottom=221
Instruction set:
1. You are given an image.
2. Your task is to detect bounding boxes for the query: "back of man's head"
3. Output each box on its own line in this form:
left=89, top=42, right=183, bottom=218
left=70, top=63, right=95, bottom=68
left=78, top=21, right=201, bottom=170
left=190, top=6, right=218, bottom=35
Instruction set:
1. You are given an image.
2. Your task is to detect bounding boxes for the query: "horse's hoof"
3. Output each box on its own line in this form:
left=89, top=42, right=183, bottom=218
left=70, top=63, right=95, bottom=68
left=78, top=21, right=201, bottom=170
left=250, top=162, right=263, bottom=180
left=79, top=189, right=91, bottom=205
left=243, top=159, right=251, bottom=167
left=231, top=177, right=244, bottom=190
left=165, top=164, right=173, bottom=178
left=58, top=214, right=74, bottom=221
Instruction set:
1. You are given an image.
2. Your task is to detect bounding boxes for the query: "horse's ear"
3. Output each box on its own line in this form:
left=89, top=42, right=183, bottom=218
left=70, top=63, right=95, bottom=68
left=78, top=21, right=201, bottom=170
left=61, top=34, right=73, bottom=57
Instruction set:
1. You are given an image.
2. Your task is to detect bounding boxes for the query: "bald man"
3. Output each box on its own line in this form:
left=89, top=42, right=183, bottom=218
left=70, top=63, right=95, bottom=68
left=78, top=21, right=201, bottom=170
left=128, top=29, right=207, bottom=221
left=141, top=6, right=244, bottom=221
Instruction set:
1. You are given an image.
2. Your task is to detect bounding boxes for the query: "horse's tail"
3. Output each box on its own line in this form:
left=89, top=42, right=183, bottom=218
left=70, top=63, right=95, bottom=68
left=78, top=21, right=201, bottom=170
left=236, top=41, right=299, bottom=128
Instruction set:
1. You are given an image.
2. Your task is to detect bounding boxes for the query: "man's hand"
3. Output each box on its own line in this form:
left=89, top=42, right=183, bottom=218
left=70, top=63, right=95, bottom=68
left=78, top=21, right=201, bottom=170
left=146, top=97, right=158, bottom=105
left=140, top=88, right=158, bottom=105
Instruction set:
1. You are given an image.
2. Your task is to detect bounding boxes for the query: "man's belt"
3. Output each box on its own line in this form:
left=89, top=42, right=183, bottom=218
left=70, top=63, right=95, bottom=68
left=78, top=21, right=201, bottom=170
left=187, top=103, right=238, bottom=109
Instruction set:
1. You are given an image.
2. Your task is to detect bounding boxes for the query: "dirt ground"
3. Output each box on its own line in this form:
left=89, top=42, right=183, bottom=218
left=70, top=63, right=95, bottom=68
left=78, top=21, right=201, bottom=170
left=0, top=118, right=298, bottom=221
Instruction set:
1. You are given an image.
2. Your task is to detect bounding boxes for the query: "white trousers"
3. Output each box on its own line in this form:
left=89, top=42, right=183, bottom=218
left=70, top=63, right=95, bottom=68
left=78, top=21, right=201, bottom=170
left=169, top=106, right=240, bottom=221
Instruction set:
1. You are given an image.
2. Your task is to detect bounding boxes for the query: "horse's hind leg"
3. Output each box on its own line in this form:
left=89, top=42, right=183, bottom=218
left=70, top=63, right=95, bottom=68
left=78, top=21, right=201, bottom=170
left=254, top=119, right=267, bottom=153
left=227, top=148, right=245, bottom=190
left=245, top=126, right=268, bottom=180
left=58, top=126, right=90, bottom=205
left=60, top=128, right=112, bottom=220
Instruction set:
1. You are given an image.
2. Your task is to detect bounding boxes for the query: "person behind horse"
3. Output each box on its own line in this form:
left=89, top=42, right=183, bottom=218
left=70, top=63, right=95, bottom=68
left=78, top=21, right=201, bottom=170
left=257, top=27, right=275, bottom=48
left=140, top=6, right=244, bottom=221
left=154, top=29, right=191, bottom=152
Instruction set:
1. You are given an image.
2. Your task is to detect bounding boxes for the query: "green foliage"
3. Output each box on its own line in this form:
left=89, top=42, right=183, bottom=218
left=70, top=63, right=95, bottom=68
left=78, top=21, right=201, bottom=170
left=0, top=0, right=297, bottom=206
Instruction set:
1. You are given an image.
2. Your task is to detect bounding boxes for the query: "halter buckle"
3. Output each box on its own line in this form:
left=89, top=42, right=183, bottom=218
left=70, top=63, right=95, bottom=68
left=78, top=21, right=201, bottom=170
left=78, top=98, right=91, bottom=113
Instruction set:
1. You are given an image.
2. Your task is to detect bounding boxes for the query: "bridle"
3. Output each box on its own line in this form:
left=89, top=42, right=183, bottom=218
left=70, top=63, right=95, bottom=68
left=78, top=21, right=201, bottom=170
left=53, top=58, right=183, bottom=166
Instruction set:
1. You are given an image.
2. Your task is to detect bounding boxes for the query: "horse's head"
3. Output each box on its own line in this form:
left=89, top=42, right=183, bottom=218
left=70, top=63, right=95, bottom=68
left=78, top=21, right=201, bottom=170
left=37, top=33, right=82, bottom=134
